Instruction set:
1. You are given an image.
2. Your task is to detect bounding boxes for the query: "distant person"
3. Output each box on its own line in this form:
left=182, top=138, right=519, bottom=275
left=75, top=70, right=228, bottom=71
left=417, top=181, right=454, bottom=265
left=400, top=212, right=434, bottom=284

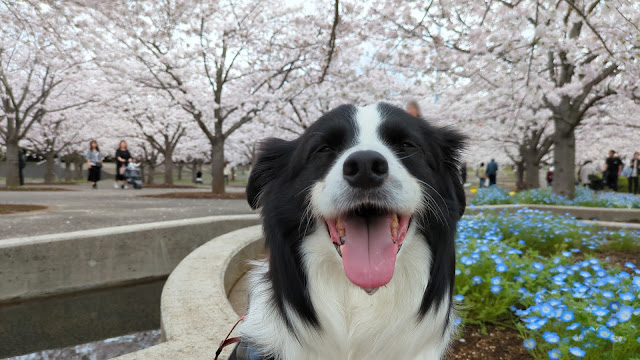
left=224, top=163, right=231, bottom=185
left=604, top=150, right=623, bottom=191
left=476, top=162, right=486, bottom=188
left=486, top=159, right=499, bottom=186
left=85, top=140, right=104, bottom=189
left=629, top=152, right=640, bottom=195
left=115, top=140, right=133, bottom=189
left=578, top=160, right=596, bottom=187
left=460, top=162, right=467, bottom=184
left=546, top=166, right=554, bottom=187
left=18, top=148, right=26, bottom=186
left=406, top=100, right=422, bottom=118
left=195, top=170, right=203, bottom=184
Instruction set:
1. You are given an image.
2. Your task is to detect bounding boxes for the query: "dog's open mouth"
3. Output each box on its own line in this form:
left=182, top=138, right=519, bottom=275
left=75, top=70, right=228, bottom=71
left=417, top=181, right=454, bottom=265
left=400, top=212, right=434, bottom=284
left=326, top=205, right=410, bottom=295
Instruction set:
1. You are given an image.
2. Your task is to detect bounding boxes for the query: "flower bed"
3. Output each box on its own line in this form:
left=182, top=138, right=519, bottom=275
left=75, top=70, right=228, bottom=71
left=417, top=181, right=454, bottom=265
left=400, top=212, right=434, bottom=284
left=454, top=209, right=640, bottom=359
left=471, top=186, right=640, bottom=209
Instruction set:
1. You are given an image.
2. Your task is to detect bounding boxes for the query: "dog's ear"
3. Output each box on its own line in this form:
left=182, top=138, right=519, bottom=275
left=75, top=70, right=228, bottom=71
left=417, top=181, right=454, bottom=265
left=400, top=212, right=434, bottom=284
left=439, top=127, right=467, bottom=218
left=247, top=138, right=293, bottom=210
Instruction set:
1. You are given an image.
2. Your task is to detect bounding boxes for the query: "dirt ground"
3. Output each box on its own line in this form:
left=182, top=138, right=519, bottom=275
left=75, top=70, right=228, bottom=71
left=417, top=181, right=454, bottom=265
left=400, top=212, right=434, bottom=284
left=448, top=325, right=533, bottom=360
left=0, top=204, right=48, bottom=215
left=141, top=191, right=247, bottom=200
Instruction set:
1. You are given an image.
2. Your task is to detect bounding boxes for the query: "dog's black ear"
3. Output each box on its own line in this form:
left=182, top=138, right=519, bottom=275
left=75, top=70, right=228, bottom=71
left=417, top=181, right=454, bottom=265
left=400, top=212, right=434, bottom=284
left=247, top=138, right=293, bottom=209
left=439, top=127, right=467, bottom=218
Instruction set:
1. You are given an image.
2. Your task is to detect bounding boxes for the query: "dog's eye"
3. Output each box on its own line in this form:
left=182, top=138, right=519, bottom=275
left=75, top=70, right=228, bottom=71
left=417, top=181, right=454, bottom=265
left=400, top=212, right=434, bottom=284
left=401, top=141, right=416, bottom=149
left=317, top=145, right=334, bottom=153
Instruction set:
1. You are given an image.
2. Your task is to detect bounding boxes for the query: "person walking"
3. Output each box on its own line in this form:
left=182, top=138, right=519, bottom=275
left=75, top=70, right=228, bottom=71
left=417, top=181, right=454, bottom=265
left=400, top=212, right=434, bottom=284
left=604, top=150, right=623, bottom=192
left=546, top=166, right=554, bottom=187
left=86, top=140, right=104, bottom=189
left=629, top=152, right=640, bottom=195
left=486, top=159, right=499, bottom=186
left=18, top=148, right=26, bottom=186
left=578, top=160, right=596, bottom=188
left=476, top=162, right=486, bottom=188
left=115, top=140, right=132, bottom=189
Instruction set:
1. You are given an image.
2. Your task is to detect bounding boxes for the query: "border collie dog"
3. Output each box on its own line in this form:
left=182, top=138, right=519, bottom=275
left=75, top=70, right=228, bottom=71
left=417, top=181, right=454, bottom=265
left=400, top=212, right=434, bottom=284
left=238, top=103, right=465, bottom=360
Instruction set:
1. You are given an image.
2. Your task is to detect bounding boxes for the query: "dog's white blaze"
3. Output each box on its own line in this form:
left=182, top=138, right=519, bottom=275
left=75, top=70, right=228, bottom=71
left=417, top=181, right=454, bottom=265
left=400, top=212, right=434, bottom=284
left=311, top=105, right=422, bottom=219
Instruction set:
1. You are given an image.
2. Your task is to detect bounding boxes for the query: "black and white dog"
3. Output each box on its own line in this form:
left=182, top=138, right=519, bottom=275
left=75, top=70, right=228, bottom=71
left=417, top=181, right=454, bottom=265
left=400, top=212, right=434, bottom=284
left=237, top=103, right=465, bottom=359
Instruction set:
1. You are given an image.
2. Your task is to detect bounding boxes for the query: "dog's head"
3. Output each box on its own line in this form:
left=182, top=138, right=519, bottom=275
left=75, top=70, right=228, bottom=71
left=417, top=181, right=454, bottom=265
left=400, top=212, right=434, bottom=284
left=247, top=103, right=465, bottom=324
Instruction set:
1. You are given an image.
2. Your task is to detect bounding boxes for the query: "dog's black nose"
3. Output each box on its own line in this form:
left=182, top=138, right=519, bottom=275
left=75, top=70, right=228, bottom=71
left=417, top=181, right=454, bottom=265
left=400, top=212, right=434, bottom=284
left=343, top=150, right=389, bottom=188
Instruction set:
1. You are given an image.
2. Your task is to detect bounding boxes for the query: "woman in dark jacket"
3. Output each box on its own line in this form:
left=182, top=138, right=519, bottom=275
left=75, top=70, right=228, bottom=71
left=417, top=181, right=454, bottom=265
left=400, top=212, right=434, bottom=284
left=115, top=140, right=132, bottom=189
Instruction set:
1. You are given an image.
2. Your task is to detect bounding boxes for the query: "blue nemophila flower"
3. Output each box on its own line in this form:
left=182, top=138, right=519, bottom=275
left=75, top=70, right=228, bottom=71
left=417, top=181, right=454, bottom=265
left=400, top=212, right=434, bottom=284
left=602, top=290, right=614, bottom=298
left=597, top=326, right=612, bottom=340
left=566, top=322, right=580, bottom=331
left=532, top=262, right=544, bottom=271
left=569, top=346, right=585, bottom=357
left=579, top=270, right=591, bottom=278
left=606, top=317, right=618, bottom=327
left=625, top=262, right=637, bottom=269
left=562, top=251, right=572, bottom=257
left=471, top=276, right=482, bottom=285
left=592, top=306, right=610, bottom=317
left=523, top=338, right=536, bottom=350
left=548, top=348, right=561, bottom=359
left=542, top=331, right=560, bottom=343
left=490, top=285, right=502, bottom=294
left=560, top=310, right=574, bottom=322
left=620, top=292, right=635, bottom=301
left=615, top=305, right=634, bottom=322
left=454, top=294, right=465, bottom=302
left=496, top=263, right=508, bottom=272
left=490, top=276, right=501, bottom=285
left=539, top=303, right=554, bottom=317
left=455, top=268, right=462, bottom=275
left=454, top=317, right=462, bottom=326
left=609, top=301, right=620, bottom=311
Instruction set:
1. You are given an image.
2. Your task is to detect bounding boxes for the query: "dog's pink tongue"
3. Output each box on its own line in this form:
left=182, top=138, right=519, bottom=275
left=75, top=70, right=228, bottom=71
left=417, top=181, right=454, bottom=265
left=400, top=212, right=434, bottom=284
left=341, top=214, right=397, bottom=288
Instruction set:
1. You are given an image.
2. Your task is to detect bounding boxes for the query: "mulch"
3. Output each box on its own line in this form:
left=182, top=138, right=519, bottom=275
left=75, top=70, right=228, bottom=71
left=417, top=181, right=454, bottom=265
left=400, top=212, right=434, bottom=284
left=0, top=204, right=48, bottom=215
left=448, top=325, right=532, bottom=360
left=140, top=191, right=247, bottom=200
left=141, top=184, right=198, bottom=189
left=0, top=186, right=72, bottom=191
left=594, top=250, right=640, bottom=271
left=25, top=182, right=78, bottom=185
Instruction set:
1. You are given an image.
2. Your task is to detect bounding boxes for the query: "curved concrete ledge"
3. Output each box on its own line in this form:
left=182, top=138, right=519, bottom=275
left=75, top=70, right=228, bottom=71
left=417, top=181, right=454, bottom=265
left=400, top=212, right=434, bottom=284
left=115, top=225, right=264, bottom=360
left=467, top=204, right=640, bottom=224
left=0, top=214, right=260, bottom=302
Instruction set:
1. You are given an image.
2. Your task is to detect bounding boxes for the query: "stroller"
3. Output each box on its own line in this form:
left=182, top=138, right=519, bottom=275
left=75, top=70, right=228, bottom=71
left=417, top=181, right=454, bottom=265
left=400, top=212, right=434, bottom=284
left=124, top=163, right=143, bottom=189
left=587, top=174, right=604, bottom=191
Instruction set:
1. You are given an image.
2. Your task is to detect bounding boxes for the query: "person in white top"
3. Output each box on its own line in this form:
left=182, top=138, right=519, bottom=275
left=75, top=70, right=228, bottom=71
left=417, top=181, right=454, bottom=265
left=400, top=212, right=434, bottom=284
left=578, top=160, right=597, bottom=187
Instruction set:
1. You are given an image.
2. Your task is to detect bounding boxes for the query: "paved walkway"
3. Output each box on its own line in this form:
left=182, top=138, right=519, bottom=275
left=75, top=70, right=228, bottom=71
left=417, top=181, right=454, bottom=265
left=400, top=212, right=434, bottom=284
left=0, top=185, right=254, bottom=240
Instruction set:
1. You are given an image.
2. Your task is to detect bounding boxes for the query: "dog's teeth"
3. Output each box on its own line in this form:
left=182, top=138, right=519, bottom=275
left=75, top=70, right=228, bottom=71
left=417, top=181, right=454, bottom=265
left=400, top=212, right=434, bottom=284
left=334, top=243, right=343, bottom=257
left=339, top=236, right=345, bottom=245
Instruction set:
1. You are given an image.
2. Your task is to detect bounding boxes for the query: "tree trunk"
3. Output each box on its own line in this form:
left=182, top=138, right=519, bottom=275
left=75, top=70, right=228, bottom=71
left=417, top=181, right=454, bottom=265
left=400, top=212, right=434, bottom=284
left=211, top=140, right=225, bottom=194
left=139, top=162, right=145, bottom=183
left=163, top=150, right=174, bottom=185
left=524, top=157, right=540, bottom=189
left=515, top=162, right=525, bottom=191
left=191, top=160, right=197, bottom=183
left=231, top=166, right=236, bottom=181
left=44, top=151, right=56, bottom=183
left=552, top=123, right=576, bottom=199
left=146, top=164, right=156, bottom=184
left=5, top=141, right=20, bottom=187
left=74, top=158, right=84, bottom=180
left=64, top=158, right=72, bottom=182
left=176, top=162, right=183, bottom=180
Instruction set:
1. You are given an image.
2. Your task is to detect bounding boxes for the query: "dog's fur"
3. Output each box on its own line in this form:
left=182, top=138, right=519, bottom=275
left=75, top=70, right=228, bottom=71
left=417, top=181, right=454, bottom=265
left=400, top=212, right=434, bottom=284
left=240, top=103, right=465, bottom=359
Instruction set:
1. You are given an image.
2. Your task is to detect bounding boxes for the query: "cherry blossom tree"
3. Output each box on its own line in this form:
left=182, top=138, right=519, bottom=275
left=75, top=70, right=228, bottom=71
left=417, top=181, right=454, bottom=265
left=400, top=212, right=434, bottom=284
left=0, top=1, right=96, bottom=186
left=69, top=0, right=343, bottom=193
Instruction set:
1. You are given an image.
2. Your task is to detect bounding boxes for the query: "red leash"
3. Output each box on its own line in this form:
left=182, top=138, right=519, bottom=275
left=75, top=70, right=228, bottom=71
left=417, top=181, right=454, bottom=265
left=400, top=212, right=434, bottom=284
left=214, top=313, right=246, bottom=360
